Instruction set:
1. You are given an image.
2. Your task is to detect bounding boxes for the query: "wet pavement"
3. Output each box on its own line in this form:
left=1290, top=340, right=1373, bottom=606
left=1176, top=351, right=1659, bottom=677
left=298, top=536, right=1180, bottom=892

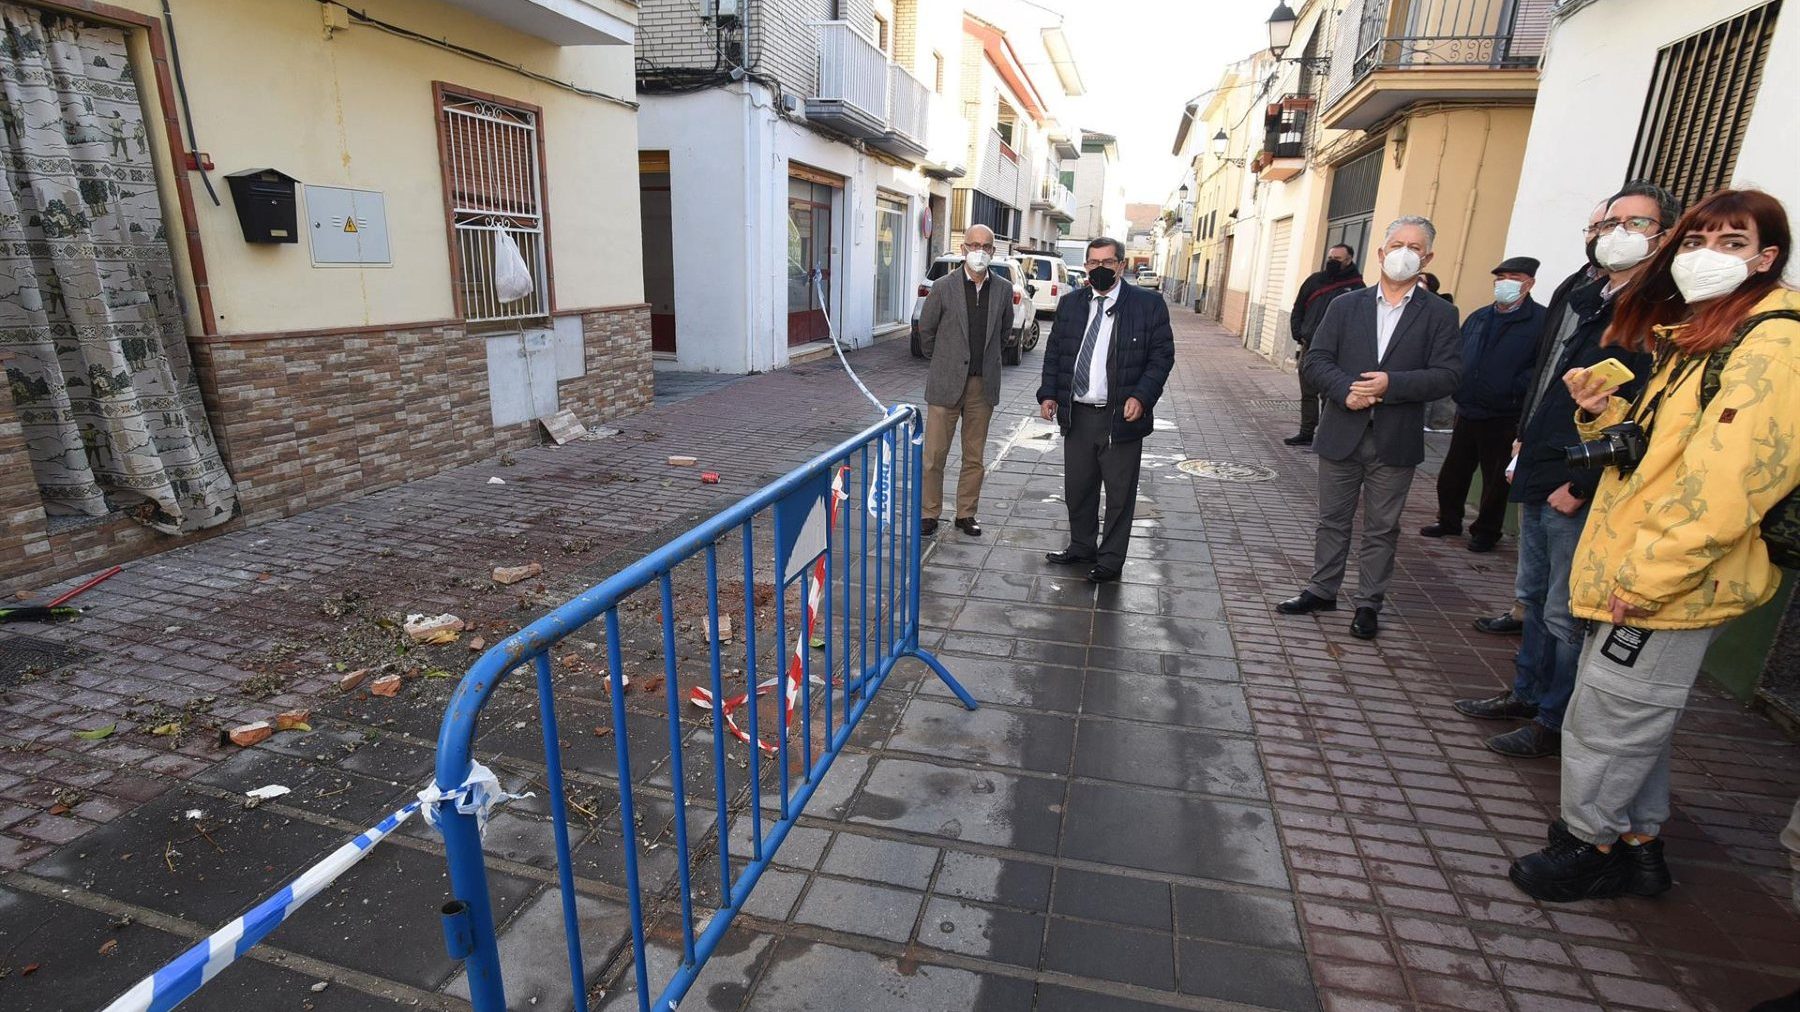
left=1, top=312, right=1797, bottom=1011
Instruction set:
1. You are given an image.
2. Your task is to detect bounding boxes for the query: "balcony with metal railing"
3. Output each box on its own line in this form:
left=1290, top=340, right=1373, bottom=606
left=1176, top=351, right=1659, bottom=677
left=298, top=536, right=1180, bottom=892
left=870, top=63, right=929, bottom=161
left=922, top=94, right=969, bottom=180
left=1030, top=178, right=1076, bottom=221
left=1254, top=96, right=1312, bottom=182
left=1321, top=0, right=1553, bottom=130
left=806, top=21, right=890, bottom=140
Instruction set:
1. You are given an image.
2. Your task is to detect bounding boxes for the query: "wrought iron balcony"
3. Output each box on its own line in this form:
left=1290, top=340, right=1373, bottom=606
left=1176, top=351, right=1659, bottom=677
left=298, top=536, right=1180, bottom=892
left=806, top=21, right=890, bottom=140
left=1323, top=0, right=1552, bottom=130
left=870, top=63, right=929, bottom=161
left=1255, top=96, right=1312, bottom=182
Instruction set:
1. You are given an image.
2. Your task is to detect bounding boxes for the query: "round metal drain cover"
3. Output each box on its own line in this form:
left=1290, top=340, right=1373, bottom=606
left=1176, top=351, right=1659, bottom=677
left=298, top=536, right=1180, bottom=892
left=1177, top=458, right=1278, bottom=482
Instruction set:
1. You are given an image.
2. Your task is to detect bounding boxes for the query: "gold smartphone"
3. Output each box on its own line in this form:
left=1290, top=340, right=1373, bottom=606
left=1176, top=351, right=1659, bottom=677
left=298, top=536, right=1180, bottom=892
left=1584, top=357, right=1637, bottom=389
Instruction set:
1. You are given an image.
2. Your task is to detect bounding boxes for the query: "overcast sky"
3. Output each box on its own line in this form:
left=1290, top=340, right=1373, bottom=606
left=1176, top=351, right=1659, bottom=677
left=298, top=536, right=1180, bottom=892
left=989, top=0, right=1276, bottom=204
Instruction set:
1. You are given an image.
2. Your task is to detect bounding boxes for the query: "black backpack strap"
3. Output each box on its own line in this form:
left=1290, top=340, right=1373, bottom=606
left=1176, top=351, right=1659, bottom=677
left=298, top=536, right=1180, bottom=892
left=1699, top=310, right=1800, bottom=409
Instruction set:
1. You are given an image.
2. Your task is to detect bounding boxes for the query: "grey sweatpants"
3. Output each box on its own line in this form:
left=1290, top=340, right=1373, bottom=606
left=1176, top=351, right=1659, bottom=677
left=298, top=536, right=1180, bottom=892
left=1560, top=622, right=1721, bottom=845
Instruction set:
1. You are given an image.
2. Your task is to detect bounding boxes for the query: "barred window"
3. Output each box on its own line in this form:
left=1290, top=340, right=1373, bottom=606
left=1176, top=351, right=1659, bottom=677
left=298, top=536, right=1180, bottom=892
left=1626, top=1, right=1781, bottom=209
left=437, top=86, right=550, bottom=325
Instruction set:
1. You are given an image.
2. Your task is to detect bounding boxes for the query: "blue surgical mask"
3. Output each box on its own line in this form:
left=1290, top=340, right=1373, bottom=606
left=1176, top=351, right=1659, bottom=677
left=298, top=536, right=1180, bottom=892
left=1493, top=279, right=1524, bottom=305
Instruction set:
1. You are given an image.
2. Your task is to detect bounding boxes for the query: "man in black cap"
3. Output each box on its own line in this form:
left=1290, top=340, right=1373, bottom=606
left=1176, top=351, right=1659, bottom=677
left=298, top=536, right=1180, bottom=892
left=1423, top=256, right=1546, bottom=552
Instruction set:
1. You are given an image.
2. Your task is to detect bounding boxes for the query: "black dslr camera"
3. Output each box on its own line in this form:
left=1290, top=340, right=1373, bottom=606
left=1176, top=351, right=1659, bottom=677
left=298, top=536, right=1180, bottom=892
left=1566, top=420, right=1649, bottom=473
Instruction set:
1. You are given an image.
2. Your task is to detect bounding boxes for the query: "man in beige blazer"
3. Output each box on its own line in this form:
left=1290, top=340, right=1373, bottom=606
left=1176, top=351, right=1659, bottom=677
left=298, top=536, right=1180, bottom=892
left=918, top=224, right=1013, bottom=536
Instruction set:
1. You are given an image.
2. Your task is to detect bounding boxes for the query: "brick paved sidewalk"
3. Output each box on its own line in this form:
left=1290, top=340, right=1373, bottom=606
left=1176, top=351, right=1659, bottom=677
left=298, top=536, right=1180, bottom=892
left=0, top=310, right=1795, bottom=1011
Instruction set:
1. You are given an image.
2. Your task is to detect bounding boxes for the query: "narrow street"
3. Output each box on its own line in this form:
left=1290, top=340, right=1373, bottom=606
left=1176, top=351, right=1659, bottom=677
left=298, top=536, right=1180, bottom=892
left=3, top=308, right=1798, bottom=1011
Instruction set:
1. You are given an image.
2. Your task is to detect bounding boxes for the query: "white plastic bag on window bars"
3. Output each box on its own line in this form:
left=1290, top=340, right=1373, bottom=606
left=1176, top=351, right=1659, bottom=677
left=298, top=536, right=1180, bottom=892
left=492, top=227, right=535, bottom=304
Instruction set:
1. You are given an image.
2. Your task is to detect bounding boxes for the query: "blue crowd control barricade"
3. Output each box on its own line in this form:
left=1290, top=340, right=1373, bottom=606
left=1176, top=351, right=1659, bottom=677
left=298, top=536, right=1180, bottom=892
left=434, top=405, right=975, bottom=1011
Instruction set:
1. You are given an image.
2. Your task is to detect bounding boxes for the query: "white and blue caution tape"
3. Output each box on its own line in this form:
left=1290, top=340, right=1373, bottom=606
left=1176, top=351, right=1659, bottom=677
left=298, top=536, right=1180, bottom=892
left=100, top=762, right=528, bottom=1012
left=813, top=270, right=887, bottom=415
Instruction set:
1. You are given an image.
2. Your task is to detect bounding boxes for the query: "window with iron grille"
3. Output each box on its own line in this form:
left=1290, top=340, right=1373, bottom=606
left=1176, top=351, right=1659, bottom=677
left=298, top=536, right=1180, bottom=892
left=1627, top=1, right=1781, bottom=210
left=952, top=189, right=1018, bottom=240
left=437, top=86, right=550, bottom=325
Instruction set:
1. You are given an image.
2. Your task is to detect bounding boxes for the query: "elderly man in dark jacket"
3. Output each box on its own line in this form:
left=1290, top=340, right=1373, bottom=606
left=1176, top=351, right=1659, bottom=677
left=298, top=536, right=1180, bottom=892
left=1038, top=236, right=1176, bottom=583
left=1424, top=256, right=1548, bottom=552
left=1286, top=244, right=1366, bottom=446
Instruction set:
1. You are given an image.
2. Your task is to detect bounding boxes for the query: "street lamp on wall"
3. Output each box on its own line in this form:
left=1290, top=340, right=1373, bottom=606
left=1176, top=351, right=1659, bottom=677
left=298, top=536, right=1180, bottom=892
left=1211, top=130, right=1245, bottom=167
left=1266, top=2, right=1332, bottom=71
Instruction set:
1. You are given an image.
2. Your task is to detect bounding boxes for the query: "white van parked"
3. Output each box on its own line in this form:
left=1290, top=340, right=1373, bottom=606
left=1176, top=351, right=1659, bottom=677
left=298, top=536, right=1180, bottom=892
left=1014, top=252, right=1071, bottom=318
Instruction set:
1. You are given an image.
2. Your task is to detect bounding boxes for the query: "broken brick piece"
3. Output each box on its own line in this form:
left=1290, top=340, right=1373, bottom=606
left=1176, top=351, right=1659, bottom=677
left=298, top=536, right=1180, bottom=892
left=666, top=455, right=697, bottom=466
left=273, top=710, right=311, bottom=732
left=468, top=637, right=487, bottom=652
left=491, top=563, right=543, bottom=586
left=228, top=722, right=273, bottom=747
left=339, top=668, right=370, bottom=692
left=370, top=674, right=403, bottom=697
left=404, top=613, right=464, bottom=643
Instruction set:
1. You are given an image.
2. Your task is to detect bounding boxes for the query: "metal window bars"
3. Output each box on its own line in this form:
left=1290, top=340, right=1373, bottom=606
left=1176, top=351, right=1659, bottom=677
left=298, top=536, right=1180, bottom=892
left=443, top=96, right=547, bottom=323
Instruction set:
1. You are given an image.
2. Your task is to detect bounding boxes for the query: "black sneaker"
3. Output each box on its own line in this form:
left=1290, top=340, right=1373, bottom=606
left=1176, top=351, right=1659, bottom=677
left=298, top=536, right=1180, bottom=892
left=1485, top=722, right=1560, bottom=758
left=1620, top=837, right=1673, bottom=897
left=1453, top=691, right=1539, bottom=721
left=1509, top=836, right=1630, bottom=902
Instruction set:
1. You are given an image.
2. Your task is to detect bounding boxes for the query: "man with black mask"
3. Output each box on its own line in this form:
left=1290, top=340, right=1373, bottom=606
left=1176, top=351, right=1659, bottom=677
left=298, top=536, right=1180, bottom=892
left=1285, top=244, right=1366, bottom=446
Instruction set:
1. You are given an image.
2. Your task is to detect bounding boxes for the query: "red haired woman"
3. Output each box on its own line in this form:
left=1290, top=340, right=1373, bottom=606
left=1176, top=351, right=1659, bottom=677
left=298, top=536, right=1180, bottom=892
left=1508, top=188, right=1799, bottom=902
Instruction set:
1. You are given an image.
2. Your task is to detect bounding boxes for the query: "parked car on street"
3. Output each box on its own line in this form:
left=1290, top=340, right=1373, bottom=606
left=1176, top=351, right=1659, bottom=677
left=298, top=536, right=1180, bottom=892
left=1066, top=266, right=1088, bottom=289
left=1014, top=252, right=1071, bottom=318
left=1135, top=268, right=1161, bottom=288
left=909, top=254, right=1041, bottom=365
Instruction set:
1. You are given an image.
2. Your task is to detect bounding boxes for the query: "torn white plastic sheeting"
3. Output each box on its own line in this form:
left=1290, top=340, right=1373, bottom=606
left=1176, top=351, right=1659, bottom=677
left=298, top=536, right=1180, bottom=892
left=245, top=785, right=291, bottom=801
left=488, top=477, right=507, bottom=485
left=418, top=760, right=534, bottom=838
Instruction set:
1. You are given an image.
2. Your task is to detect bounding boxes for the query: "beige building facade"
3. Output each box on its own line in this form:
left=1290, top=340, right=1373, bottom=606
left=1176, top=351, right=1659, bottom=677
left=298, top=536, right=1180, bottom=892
left=0, top=0, right=646, bottom=593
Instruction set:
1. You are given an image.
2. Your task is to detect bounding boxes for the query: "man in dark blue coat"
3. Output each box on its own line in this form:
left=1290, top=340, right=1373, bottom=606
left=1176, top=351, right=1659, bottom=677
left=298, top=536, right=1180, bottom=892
left=1037, top=236, right=1176, bottom=583
left=1424, top=256, right=1548, bottom=552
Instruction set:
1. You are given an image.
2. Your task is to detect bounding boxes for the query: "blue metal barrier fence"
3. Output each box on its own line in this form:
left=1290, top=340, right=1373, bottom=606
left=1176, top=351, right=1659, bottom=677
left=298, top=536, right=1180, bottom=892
left=434, top=405, right=975, bottom=1011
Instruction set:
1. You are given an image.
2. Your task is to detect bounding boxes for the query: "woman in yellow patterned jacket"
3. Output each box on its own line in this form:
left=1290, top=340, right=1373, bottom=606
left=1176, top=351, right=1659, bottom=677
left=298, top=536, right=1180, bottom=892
left=1509, top=189, right=1798, bottom=903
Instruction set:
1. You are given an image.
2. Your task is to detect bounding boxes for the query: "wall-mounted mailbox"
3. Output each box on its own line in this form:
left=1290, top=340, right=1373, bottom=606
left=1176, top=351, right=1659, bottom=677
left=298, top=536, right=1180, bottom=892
left=225, top=168, right=299, bottom=244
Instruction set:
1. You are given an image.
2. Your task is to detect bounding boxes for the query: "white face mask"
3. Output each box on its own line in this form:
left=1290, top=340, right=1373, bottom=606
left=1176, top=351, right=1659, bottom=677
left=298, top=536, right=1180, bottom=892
left=1670, top=247, right=1757, bottom=303
left=965, top=249, right=992, bottom=273
left=1381, top=247, right=1422, bottom=282
left=1493, top=279, right=1524, bottom=305
left=1593, top=227, right=1653, bottom=271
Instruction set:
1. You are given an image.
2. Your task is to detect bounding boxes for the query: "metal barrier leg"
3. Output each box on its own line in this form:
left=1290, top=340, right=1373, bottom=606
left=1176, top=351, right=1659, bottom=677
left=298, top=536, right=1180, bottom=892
left=902, top=410, right=978, bottom=711
left=439, top=802, right=508, bottom=1010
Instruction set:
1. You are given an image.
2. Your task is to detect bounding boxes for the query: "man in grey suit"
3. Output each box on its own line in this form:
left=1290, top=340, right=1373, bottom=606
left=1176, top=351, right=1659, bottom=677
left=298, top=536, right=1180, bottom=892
left=1277, top=216, right=1463, bottom=640
left=918, top=224, right=1013, bottom=537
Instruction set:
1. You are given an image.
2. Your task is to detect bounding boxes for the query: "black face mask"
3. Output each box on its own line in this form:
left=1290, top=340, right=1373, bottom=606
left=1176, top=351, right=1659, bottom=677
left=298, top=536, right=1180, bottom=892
left=1584, top=236, right=1601, bottom=270
left=1087, top=266, right=1118, bottom=291
left=1324, top=260, right=1349, bottom=276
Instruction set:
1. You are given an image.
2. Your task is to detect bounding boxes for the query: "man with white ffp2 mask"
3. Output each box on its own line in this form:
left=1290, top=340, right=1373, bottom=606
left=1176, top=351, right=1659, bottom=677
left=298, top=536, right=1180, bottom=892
left=1277, top=216, right=1462, bottom=641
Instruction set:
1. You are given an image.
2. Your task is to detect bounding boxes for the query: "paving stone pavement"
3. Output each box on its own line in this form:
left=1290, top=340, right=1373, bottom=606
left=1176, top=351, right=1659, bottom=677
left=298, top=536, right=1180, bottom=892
left=0, top=309, right=1795, bottom=1011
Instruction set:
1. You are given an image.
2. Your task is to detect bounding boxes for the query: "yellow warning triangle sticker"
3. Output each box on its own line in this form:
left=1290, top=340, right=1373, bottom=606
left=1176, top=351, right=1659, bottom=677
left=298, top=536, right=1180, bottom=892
left=343, top=218, right=358, bottom=233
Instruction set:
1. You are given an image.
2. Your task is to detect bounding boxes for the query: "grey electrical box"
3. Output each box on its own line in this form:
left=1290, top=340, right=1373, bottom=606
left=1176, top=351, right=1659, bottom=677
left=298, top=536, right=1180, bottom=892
left=304, top=185, right=391, bottom=266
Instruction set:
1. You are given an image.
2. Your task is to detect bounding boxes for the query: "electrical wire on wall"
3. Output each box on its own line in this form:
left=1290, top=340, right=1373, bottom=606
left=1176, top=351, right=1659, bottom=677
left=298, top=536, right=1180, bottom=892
left=160, top=0, right=218, bottom=205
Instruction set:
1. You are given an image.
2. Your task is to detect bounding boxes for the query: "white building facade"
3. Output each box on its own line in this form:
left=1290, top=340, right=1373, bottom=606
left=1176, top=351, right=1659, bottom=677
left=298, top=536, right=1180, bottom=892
left=1505, top=0, right=1798, bottom=287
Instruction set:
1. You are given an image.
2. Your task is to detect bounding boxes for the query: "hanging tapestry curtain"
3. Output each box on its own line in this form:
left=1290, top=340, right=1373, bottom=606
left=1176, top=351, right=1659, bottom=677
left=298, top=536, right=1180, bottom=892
left=0, top=3, right=235, bottom=534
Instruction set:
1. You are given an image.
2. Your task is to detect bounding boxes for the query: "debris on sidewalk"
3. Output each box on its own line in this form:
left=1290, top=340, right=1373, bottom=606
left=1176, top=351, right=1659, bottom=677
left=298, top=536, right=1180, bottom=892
left=705, top=614, right=734, bottom=641
left=701, top=471, right=721, bottom=484
left=487, top=477, right=507, bottom=485
left=228, top=722, right=273, bottom=747
left=540, top=408, right=587, bottom=444
left=468, top=636, right=487, bottom=652
left=404, top=613, right=464, bottom=644
left=492, top=563, right=543, bottom=585
left=667, top=455, right=697, bottom=467
left=339, top=668, right=370, bottom=692
left=274, top=709, right=311, bottom=732
left=245, top=785, right=291, bottom=802
left=73, top=724, right=115, bottom=740
left=369, top=674, right=403, bottom=697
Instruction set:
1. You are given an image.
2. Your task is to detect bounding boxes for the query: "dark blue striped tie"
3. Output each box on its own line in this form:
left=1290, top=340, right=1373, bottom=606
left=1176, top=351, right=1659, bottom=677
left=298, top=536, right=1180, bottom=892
left=1072, top=295, right=1107, bottom=400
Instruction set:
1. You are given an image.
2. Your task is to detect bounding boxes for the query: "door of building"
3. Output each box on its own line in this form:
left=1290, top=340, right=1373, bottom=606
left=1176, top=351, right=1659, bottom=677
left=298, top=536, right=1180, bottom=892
left=638, top=152, right=675, bottom=353
left=874, top=193, right=907, bottom=328
left=787, top=173, right=840, bottom=346
left=1260, top=218, right=1294, bottom=355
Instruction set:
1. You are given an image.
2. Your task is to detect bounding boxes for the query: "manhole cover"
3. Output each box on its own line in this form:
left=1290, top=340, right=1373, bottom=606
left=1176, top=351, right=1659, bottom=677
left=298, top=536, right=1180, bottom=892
left=1177, top=459, right=1279, bottom=482
left=1247, top=398, right=1301, bottom=411
left=0, top=633, right=91, bottom=687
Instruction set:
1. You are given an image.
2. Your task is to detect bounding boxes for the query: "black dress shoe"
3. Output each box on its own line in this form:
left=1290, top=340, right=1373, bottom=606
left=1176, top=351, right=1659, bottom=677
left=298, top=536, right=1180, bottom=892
left=1468, top=536, right=1499, bottom=553
left=1486, top=722, right=1560, bottom=758
left=1350, top=607, right=1379, bottom=639
left=1621, top=837, right=1672, bottom=897
left=1452, top=691, right=1539, bottom=720
left=1276, top=591, right=1338, bottom=615
left=1473, top=612, right=1524, bottom=635
left=1087, top=565, right=1121, bottom=584
left=1509, top=836, right=1629, bottom=902
left=1421, top=522, right=1462, bottom=538
left=954, top=517, right=982, bottom=537
left=1283, top=433, right=1314, bottom=446
left=1045, top=549, right=1093, bottom=566
left=921, top=518, right=939, bottom=536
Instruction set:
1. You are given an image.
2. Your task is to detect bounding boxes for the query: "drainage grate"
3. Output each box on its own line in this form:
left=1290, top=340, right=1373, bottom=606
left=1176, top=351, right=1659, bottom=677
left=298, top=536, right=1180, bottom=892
left=1247, top=398, right=1301, bottom=411
left=0, top=634, right=91, bottom=687
left=1177, top=458, right=1280, bottom=482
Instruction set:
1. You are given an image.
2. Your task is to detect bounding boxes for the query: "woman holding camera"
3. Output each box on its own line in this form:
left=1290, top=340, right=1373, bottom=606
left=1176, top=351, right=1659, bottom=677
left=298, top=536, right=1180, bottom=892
left=1510, top=188, right=1800, bottom=902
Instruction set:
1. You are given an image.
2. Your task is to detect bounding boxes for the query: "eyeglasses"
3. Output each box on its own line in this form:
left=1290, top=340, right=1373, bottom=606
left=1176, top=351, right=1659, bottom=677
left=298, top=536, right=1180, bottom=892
left=1084, top=258, right=1122, bottom=269
left=963, top=242, right=995, bottom=253
left=1587, top=216, right=1660, bottom=236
